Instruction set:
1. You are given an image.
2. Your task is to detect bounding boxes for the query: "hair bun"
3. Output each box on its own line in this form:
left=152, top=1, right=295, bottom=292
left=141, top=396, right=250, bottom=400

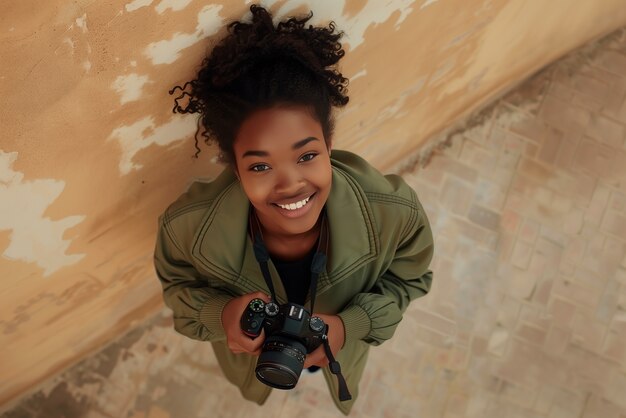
left=169, top=3, right=349, bottom=161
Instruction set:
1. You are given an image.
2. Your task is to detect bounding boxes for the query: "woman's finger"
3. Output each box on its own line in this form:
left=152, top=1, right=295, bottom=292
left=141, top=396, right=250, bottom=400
left=228, top=340, right=247, bottom=354
left=249, top=328, right=265, bottom=352
left=305, top=345, right=331, bottom=369
left=303, top=350, right=322, bottom=369
left=235, top=334, right=261, bottom=353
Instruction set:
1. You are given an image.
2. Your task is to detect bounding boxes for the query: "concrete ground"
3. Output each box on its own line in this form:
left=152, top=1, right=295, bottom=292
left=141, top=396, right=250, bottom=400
left=2, top=26, right=626, bottom=418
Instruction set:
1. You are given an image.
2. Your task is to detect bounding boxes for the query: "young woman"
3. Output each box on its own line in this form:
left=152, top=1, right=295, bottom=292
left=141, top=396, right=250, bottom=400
left=154, top=4, right=434, bottom=415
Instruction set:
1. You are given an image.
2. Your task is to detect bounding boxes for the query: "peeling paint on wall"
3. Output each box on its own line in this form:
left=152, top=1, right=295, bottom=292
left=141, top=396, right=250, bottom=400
left=420, top=0, right=440, bottom=9
left=246, top=0, right=417, bottom=50
left=0, top=151, right=85, bottom=277
left=430, top=56, right=458, bottom=86
left=155, top=0, right=194, bottom=14
left=107, top=115, right=197, bottom=175
left=143, top=4, right=224, bottom=65
left=469, top=67, right=489, bottom=91
left=111, top=73, right=153, bottom=104
left=374, top=76, right=426, bottom=122
left=74, top=13, right=88, bottom=33
left=125, top=0, right=154, bottom=13
left=444, top=19, right=491, bottom=49
left=351, top=69, right=367, bottom=81
left=61, top=38, right=75, bottom=54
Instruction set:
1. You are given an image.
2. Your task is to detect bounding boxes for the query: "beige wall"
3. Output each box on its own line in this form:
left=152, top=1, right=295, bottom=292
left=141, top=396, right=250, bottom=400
left=1, top=0, right=625, bottom=407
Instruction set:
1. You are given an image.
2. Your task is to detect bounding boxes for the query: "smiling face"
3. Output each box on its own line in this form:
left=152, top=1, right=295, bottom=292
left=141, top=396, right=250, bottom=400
left=232, top=104, right=333, bottom=241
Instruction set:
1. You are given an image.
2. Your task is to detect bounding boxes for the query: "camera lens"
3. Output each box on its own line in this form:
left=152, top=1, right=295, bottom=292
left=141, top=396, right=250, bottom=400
left=255, top=336, right=307, bottom=389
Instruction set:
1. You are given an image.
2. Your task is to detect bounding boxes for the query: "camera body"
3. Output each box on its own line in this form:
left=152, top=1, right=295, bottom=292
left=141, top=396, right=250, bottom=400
left=240, top=298, right=326, bottom=389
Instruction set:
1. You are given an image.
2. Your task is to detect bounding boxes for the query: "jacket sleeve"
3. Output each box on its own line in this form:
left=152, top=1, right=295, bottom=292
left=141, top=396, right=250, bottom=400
left=337, top=194, right=434, bottom=346
left=153, top=214, right=234, bottom=342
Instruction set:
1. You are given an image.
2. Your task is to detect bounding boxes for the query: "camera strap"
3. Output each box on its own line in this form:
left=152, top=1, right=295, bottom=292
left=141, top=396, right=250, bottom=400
left=248, top=205, right=352, bottom=402
left=248, top=205, right=327, bottom=314
left=322, top=325, right=352, bottom=401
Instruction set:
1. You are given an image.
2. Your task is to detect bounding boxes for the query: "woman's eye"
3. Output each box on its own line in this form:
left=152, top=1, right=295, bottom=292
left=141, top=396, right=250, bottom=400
left=249, top=153, right=317, bottom=173
left=300, top=152, right=318, bottom=162
left=250, top=164, right=269, bottom=172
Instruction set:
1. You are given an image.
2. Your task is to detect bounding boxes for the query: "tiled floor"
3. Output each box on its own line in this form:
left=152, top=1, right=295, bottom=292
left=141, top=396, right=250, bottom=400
left=3, top=26, right=626, bottom=418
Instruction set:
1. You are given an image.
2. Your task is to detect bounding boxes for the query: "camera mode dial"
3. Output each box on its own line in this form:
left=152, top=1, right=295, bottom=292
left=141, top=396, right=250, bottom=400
left=241, top=298, right=267, bottom=338
left=248, top=298, right=265, bottom=312
left=309, top=316, right=325, bottom=333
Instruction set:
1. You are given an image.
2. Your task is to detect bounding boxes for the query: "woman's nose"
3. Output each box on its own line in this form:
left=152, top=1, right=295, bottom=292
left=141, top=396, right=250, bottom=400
left=274, top=167, right=305, bottom=193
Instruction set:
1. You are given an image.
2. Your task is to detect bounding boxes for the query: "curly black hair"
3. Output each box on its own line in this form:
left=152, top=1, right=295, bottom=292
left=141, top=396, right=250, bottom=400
left=169, top=3, right=350, bottom=168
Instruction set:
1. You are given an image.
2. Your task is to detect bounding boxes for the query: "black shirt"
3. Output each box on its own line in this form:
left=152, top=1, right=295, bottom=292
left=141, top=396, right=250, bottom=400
left=270, top=239, right=318, bottom=306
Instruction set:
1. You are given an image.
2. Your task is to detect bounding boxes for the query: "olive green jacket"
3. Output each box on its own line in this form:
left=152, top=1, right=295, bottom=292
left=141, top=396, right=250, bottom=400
left=153, top=149, right=434, bottom=415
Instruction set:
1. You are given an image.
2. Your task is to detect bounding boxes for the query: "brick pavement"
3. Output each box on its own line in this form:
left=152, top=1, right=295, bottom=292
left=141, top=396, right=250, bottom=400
left=2, top=26, right=626, bottom=418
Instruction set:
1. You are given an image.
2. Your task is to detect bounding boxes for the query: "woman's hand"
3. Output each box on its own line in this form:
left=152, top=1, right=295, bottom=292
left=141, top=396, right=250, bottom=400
left=221, top=291, right=271, bottom=355
left=303, top=313, right=346, bottom=369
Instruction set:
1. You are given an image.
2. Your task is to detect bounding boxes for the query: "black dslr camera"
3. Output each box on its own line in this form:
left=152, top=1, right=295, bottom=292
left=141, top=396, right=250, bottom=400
left=240, top=298, right=326, bottom=389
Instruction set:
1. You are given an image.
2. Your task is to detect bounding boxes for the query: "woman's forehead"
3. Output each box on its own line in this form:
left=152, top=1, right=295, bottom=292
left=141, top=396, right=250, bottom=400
left=235, top=106, right=324, bottom=150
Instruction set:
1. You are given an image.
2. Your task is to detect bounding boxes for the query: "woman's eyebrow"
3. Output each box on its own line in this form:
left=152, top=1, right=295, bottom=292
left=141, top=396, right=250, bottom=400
left=242, top=136, right=319, bottom=158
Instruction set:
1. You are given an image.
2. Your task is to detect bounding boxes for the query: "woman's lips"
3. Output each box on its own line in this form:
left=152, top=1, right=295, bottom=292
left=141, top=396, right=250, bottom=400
left=272, top=192, right=316, bottom=218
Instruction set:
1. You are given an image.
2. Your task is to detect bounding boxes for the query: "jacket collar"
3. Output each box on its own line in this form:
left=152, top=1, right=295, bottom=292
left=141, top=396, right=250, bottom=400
left=191, top=161, right=379, bottom=302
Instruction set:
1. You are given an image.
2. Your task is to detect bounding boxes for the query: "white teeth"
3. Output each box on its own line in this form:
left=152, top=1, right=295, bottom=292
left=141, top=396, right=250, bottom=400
left=277, top=195, right=311, bottom=210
